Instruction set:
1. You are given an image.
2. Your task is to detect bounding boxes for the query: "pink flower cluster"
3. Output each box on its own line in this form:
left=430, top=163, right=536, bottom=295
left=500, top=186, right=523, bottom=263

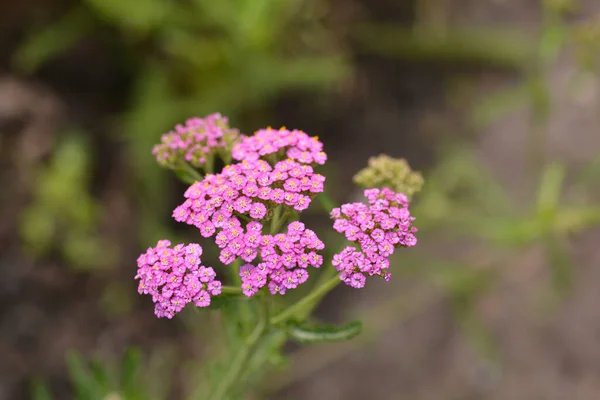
left=138, top=122, right=331, bottom=316
left=172, top=158, right=325, bottom=264
left=239, top=221, right=324, bottom=296
left=331, top=188, right=417, bottom=288
left=232, top=127, right=327, bottom=165
left=135, top=240, right=222, bottom=318
left=152, top=113, right=238, bottom=168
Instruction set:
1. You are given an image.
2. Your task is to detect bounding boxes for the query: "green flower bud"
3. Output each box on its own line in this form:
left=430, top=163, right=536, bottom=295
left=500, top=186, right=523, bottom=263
left=353, top=154, right=424, bottom=199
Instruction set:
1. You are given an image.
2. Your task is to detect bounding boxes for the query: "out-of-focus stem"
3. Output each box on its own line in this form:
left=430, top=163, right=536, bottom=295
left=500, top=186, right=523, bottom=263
left=295, top=264, right=340, bottom=321
left=208, top=300, right=267, bottom=400
left=220, top=286, right=242, bottom=295
left=318, top=192, right=336, bottom=214
left=229, top=258, right=242, bottom=287
left=205, top=154, right=215, bottom=175
left=180, top=162, right=204, bottom=182
left=270, top=274, right=341, bottom=325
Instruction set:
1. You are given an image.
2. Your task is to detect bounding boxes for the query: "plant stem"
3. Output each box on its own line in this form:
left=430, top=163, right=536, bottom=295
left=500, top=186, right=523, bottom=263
left=228, top=258, right=252, bottom=331
left=240, top=329, right=287, bottom=383
left=229, top=258, right=242, bottom=287
left=295, top=264, right=340, bottom=321
left=205, top=154, right=215, bottom=175
left=208, top=300, right=267, bottom=400
left=236, top=213, right=252, bottom=223
left=318, top=192, right=337, bottom=213
left=181, top=162, right=204, bottom=182
left=274, top=210, right=292, bottom=233
left=270, top=205, right=283, bottom=234
left=220, top=286, right=242, bottom=295
left=270, top=274, right=341, bottom=325
left=270, top=206, right=292, bottom=234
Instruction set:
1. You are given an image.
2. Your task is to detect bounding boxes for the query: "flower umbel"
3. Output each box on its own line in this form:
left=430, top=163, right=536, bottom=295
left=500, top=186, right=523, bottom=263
left=152, top=113, right=240, bottom=170
left=331, top=188, right=417, bottom=287
left=239, top=221, right=324, bottom=297
left=135, top=240, right=221, bottom=318
left=232, top=127, right=327, bottom=165
left=173, top=157, right=325, bottom=264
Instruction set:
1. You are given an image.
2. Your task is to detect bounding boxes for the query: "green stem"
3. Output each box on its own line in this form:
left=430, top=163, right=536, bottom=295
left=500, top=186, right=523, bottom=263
left=270, top=205, right=283, bottom=234
left=241, top=329, right=287, bottom=382
left=318, top=192, right=337, bottom=213
left=295, top=264, right=340, bottom=321
left=220, top=286, right=242, bottom=295
left=205, top=154, right=215, bottom=175
left=270, top=274, right=341, bottom=325
left=229, top=258, right=242, bottom=287
left=208, top=300, right=268, bottom=400
left=270, top=206, right=292, bottom=235
left=228, top=258, right=251, bottom=331
left=273, top=209, right=292, bottom=233
left=180, top=162, right=204, bottom=182
left=236, top=213, right=252, bottom=223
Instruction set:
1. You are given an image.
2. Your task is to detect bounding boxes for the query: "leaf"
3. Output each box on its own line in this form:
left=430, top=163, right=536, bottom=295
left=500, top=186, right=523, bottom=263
left=84, top=0, right=172, bottom=36
left=88, top=358, right=111, bottom=393
left=539, top=18, right=568, bottom=64
left=19, top=204, right=56, bottom=255
left=66, top=350, right=104, bottom=400
left=30, top=378, right=54, bottom=400
left=120, top=348, right=142, bottom=398
left=287, top=320, right=362, bottom=344
left=554, top=206, right=600, bottom=235
left=536, top=162, right=566, bottom=216
left=13, top=7, right=91, bottom=73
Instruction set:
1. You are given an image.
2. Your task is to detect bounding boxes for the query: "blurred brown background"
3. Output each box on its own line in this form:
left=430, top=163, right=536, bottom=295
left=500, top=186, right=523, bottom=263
left=1, top=0, right=600, bottom=399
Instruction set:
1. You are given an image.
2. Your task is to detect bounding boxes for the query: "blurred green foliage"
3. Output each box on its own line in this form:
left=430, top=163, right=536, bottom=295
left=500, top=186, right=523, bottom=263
left=31, top=348, right=173, bottom=400
left=14, top=0, right=348, bottom=248
left=13, top=0, right=600, bottom=398
left=19, top=132, right=118, bottom=270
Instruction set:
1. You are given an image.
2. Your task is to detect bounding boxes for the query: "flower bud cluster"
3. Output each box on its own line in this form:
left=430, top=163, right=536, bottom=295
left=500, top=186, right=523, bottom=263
left=353, top=154, right=424, bottom=200
left=152, top=113, right=239, bottom=170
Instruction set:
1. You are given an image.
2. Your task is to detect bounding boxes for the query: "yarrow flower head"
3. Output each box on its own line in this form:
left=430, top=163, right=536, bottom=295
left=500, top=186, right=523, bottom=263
left=331, top=188, right=417, bottom=288
left=239, top=221, right=325, bottom=297
left=172, top=157, right=325, bottom=264
left=232, top=127, right=327, bottom=165
left=135, top=240, right=221, bottom=318
left=152, top=113, right=240, bottom=170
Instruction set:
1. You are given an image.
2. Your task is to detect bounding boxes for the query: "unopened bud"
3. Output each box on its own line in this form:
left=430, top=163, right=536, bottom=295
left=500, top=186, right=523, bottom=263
left=353, top=154, right=424, bottom=199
